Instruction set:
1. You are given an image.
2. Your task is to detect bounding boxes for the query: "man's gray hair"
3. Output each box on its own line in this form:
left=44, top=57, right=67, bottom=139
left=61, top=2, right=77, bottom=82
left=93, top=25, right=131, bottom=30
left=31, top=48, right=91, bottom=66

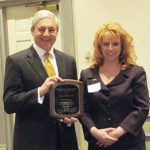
left=32, top=10, right=59, bottom=30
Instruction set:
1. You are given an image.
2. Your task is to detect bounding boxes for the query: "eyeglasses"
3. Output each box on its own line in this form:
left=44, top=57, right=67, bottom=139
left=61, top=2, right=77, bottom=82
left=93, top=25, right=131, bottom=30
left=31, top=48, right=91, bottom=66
left=35, top=27, right=57, bottom=33
left=102, top=42, right=121, bottom=48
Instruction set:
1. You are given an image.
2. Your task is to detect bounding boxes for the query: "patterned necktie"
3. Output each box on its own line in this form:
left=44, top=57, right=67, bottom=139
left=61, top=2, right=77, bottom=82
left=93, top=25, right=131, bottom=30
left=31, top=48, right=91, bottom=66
left=44, top=53, right=56, bottom=76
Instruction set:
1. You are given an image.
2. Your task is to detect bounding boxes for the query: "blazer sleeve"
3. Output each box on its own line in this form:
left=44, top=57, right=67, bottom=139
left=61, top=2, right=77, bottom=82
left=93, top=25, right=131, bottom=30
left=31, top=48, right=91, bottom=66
left=3, top=56, right=38, bottom=114
left=120, top=66, right=149, bottom=136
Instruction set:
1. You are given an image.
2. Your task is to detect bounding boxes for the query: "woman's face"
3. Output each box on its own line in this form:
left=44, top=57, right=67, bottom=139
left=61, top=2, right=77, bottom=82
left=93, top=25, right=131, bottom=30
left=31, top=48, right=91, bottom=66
left=100, top=34, right=121, bottom=63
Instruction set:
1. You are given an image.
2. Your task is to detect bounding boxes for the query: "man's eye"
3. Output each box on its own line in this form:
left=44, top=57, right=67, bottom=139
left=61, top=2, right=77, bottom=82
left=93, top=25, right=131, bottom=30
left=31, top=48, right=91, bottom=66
left=38, top=28, right=45, bottom=32
left=48, top=28, right=56, bottom=32
left=36, top=27, right=56, bottom=33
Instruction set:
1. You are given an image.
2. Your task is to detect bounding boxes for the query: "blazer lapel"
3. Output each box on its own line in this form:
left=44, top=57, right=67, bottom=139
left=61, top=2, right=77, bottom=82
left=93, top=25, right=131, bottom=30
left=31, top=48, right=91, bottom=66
left=86, top=67, right=109, bottom=91
left=108, top=69, right=130, bottom=86
left=27, top=46, right=48, bottom=81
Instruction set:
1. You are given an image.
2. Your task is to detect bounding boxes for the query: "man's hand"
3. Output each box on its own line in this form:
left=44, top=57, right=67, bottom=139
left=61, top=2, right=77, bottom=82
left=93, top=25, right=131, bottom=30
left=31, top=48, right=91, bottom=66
left=39, top=76, right=62, bottom=96
left=60, top=117, right=78, bottom=124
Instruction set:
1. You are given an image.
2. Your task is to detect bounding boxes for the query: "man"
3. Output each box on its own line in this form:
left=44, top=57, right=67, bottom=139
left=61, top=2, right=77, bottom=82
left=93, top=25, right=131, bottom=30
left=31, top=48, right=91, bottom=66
left=3, top=10, right=79, bottom=150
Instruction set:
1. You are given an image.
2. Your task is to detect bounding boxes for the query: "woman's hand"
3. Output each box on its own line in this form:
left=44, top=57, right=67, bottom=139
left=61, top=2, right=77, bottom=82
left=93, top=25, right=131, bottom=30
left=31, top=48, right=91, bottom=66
left=90, top=127, right=118, bottom=147
left=108, top=126, right=127, bottom=139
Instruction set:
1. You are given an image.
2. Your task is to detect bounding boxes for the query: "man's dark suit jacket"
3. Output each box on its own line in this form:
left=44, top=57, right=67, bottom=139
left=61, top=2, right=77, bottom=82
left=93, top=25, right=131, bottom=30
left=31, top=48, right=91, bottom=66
left=79, top=65, right=149, bottom=150
left=3, top=46, right=78, bottom=150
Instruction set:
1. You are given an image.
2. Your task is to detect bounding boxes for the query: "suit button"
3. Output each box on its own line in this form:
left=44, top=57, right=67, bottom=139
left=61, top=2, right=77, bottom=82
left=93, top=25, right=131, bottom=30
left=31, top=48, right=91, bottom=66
left=108, top=117, right=111, bottom=121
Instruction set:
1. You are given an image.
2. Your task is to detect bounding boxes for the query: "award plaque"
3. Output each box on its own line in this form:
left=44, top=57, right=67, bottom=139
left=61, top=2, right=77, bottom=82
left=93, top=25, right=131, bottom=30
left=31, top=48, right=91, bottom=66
left=49, top=79, right=84, bottom=118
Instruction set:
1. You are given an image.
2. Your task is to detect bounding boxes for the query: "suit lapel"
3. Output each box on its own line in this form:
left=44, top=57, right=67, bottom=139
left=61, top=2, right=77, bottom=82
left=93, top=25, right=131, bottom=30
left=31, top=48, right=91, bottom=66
left=27, top=46, right=48, bottom=81
left=54, top=49, right=66, bottom=78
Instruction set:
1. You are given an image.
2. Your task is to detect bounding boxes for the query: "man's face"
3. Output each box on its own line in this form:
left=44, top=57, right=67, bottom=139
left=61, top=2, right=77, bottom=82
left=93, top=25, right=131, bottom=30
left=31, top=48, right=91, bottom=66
left=31, top=17, right=58, bottom=52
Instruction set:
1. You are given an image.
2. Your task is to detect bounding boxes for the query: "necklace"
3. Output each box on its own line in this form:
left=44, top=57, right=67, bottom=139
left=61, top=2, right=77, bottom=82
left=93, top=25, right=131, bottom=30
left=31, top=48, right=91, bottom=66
left=99, top=66, right=120, bottom=84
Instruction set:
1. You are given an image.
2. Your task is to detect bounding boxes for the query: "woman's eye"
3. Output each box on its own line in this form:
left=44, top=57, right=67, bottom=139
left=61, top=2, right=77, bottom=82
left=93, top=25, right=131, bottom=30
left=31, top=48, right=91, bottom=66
left=103, top=43, right=109, bottom=46
left=113, top=43, right=119, bottom=46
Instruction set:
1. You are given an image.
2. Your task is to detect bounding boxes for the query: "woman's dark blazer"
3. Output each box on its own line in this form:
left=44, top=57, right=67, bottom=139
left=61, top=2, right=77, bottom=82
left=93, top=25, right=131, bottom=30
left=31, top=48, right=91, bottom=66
left=79, top=65, right=149, bottom=150
left=3, top=46, right=78, bottom=150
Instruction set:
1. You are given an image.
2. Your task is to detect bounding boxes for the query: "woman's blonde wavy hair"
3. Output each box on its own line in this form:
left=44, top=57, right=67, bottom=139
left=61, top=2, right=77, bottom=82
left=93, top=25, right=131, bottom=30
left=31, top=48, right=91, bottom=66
left=91, top=23, right=137, bottom=69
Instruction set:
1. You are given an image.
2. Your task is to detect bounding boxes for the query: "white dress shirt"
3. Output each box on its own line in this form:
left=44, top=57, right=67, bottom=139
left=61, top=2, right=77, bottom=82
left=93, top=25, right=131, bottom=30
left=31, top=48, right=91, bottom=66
left=33, top=43, right=59, bottom=104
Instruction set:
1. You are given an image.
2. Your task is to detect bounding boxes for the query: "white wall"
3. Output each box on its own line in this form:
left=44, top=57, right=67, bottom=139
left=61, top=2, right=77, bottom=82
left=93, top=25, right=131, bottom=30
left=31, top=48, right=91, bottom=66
left=72, top=1, right=150, bottom=149
left=72, top=0, right=150, bottom=90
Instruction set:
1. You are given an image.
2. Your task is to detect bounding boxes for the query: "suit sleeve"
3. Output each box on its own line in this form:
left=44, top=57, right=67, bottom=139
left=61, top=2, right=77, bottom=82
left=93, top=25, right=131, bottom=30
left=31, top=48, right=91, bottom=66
left=120, top=67, right=149, bottom=136
left=72, top=57, right=77, bottom=80
left=64, top=54, right=77, bottom=80
left=3, top=56, right=38, bottom=114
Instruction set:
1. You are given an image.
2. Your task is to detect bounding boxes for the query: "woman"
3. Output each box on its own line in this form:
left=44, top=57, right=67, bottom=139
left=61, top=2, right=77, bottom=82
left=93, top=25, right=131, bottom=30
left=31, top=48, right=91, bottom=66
left=79, top=23, right=149, bottom=150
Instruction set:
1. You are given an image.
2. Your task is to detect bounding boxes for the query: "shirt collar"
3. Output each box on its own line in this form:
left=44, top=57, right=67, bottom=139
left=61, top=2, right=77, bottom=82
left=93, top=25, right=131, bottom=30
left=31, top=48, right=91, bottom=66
left=33, top=43, right=55, bottom=58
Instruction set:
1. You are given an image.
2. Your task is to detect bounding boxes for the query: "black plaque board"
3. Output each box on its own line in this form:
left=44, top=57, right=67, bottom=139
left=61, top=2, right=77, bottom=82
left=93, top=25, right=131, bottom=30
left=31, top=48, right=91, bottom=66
left=49, top=79, right=83, bottom=118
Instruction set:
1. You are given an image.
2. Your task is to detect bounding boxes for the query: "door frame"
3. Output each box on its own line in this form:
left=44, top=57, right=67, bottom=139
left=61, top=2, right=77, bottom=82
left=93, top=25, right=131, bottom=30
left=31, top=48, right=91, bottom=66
left=0, top=0, right=60, bottom=7
left=0, top=8, right=12, bottom=150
